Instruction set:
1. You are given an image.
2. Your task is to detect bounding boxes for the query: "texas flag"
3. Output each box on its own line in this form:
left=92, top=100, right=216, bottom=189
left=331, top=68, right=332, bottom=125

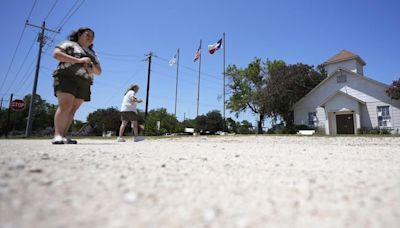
left=208, top=38, right=222, bottom=54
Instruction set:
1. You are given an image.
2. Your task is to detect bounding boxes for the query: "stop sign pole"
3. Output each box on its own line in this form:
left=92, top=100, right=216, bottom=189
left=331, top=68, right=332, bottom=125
left=4, top=93, right=13, bottom=138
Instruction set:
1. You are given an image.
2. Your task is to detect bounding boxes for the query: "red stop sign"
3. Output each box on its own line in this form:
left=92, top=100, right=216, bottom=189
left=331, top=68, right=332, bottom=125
left=11, top=99, right=25, bottom=111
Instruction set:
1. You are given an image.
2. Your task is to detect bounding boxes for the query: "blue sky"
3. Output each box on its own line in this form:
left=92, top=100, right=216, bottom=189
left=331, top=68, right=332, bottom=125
left=1, top=0, right=400, bottom=126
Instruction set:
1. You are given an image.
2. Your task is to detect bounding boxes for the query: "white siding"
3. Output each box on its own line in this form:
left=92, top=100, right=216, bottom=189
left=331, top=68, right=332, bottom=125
left=316, top=107, right=326, bottom=129
left=390, top=100, right=400, bottom=133
left=356, top=62, right=364, bottom=75
left=359, top=103, right=372, bottom=128
left=366, top=100, right=400, bottom=132
left=293, top=106, right=326, bottom=128
left=328, top=112, right=336, bottom=134
left=324, top=93, right=359, bottom=113
left=325, top=59, right=359, bottom=75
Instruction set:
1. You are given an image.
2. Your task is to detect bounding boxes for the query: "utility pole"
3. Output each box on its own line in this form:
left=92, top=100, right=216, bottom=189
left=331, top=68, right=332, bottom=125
left=196, top=40, right=202, bottom=117
left=222, top=32, right=226, bottom=132
left=25, top=21, right=59, bottom=137
left=144, top=52, right=154, bottom=118
left=174, top=48, right=180, bottom=116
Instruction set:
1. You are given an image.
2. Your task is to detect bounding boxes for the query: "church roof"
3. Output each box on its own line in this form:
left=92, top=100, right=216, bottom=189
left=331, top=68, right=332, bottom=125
left=324, top=50, right=366, bottom=66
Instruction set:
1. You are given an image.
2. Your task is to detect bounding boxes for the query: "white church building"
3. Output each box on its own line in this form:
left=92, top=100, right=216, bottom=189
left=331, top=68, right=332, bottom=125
left=293, top=50, right=400, bottom=134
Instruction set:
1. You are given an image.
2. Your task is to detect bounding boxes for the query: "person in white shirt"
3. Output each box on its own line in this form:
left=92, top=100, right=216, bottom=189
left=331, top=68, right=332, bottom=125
left=117, top=84, right=142, bottom=142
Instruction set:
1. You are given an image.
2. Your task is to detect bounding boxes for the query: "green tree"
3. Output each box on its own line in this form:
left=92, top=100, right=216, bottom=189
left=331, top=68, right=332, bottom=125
left=1, top=94, right=56, bottom=136
left=87, top=107, right=121, bottom=135
left=205, top=110, right=223, bottom=133
left=181, top=119, right=195, bottom=128
left=69, top=119, right=85, bottom=133
left=266, top=62, right=326, bottom=125
left=26, top=95, right=57, bottom=134
left=386, top=78, right=400, bottom=100
left=225, top=58, right=269, bottom=133
left=238, top=120, right=254, bottom=134
left=316, top=64, right=328, bottom=77
left=193, top=111, right=224, bottom=134
left=194, top=115, right=207, bottom=133
left=226, top=117, right=238, bottom=133
left=144, top=108, right=181, bottom=136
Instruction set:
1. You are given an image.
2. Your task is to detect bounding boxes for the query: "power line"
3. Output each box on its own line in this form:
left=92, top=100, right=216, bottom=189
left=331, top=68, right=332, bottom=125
left=150, top=68, right=221, bottom=90
left=40, top=0, right=85, bottom=56
left=155, top=55, right=222, bottom=81
left=58, top=0, right=86, bottom=29
left=54, top=0, right=80, bottom=29
left=44, top=0, right=59, bottom=21
left=27, top=0, right=38, bottom=19
left=0, top=0, right=38, bottom=95
left=97, top=51, right=143, bottom=59
left=2, top=37, right=36, bottom=96
left=13, top=60, right=36, bottom=96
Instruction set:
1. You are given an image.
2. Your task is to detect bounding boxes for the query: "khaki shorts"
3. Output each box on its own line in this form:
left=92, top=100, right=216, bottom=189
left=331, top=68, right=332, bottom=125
left=54, top=74, right=92, bottom=101
left=121, top=111, right=138, bottom=121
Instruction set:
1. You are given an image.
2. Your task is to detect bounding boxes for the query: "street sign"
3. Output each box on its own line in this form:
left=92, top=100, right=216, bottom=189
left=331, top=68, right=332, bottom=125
left=11, top=99, right=25, bottom=111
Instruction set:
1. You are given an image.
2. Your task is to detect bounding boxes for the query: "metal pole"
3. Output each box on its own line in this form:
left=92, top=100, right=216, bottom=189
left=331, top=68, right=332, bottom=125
left=174, top=48, right=180, bottom=116
left=223, top=32, right=226, bottom=132
left=144, top=52, right=152, bottom=118
left=25, top=21, right=46, bottom=137
left=196, top=40, right=202, bottom=117
left=5, top=94, right=13, bottom=138
left=24, top=21, right=59, bottom=137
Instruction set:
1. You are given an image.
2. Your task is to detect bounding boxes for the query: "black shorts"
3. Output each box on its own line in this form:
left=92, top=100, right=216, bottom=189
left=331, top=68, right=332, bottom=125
left=121, top=111, right=138, bottom=121
left=54, top=74, right=92, bottom=101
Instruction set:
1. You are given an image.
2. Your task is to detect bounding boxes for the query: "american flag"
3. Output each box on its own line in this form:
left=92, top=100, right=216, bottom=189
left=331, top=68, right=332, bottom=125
left=193, top=45, right=201, bottom=62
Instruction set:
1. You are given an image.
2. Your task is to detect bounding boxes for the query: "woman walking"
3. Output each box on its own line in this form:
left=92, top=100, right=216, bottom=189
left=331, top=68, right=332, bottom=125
left=117, top=84, right=142, bottom=142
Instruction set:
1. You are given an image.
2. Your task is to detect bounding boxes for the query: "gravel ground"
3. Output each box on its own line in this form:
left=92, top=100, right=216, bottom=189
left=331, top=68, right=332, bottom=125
left=0, top=136, right=400, bottom=228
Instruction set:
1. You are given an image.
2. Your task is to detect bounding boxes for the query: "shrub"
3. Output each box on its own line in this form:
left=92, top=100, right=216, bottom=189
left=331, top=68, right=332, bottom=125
left=357, top=127, right=391, bottom=135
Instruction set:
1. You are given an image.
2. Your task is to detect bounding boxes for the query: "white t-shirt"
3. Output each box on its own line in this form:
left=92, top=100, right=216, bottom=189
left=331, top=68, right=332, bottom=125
left=121, top=90, right=138, bottom=112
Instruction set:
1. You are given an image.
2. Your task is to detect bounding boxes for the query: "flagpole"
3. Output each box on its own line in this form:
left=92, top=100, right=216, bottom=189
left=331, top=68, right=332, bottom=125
left=196, top=40, right=202, bottom=117
left=223, top=32, right=226, bottom=132
left=174, top=48, right=180, bottom=116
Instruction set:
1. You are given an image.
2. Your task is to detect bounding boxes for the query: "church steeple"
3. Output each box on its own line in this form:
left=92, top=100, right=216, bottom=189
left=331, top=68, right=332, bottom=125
left=323, top=50, right=366, bottom=76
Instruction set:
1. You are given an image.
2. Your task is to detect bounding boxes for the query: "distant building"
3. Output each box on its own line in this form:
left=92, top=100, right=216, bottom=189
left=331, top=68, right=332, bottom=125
left=293, top=50, right=400, bottom=134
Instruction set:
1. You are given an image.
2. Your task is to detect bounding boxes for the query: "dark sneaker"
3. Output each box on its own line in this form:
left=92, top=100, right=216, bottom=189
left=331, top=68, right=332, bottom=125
left=133, top=136, right=144, bottom=142
left=63, top=137, right=77, bottom=144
